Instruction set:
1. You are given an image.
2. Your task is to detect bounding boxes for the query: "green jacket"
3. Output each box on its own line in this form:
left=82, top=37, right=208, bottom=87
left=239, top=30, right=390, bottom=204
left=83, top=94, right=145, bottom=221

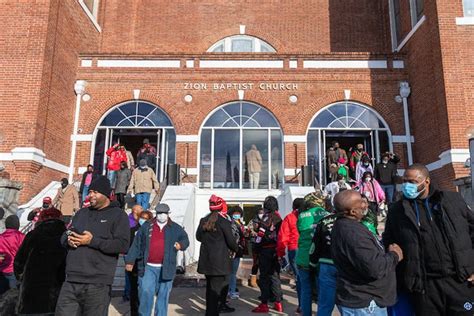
left=296, top=206, right=330, bottom=268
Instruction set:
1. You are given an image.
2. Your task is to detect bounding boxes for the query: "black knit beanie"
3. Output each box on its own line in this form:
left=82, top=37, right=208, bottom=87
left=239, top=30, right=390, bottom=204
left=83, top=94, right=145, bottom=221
left=89, top=175, right=112, bottom=197
left=5, top=215, right=20, bottom=230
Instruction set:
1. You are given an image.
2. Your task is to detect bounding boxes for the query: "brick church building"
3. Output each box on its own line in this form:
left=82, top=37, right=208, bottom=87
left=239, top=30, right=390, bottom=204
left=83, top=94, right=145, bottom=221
left=0, top=0, right=473, bottom=214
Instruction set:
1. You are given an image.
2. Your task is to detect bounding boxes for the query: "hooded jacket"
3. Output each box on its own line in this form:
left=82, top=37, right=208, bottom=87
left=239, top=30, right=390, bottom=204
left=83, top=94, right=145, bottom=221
left=106, top=146, right=127, bottom=171
left=61, top=201, right=130, bottom=285
left=0, top=229, right=25, bottom=274
left=383, top=186, right=474, bottom=293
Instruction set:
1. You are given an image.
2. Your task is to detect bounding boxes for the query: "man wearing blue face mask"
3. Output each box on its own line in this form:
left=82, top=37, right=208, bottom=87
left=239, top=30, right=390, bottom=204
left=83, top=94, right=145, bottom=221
left=383, top=163, right=474, bottom=316
left=125, top=203, right=189, bottom=316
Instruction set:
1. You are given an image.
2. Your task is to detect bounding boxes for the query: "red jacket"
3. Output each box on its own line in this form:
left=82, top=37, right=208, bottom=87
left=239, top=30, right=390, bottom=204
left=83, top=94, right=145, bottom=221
left=0, top=229, right=25, bottom=274
left=106, top=146, right=127, bottom=171
left=276, top=209, right=299, bottom=257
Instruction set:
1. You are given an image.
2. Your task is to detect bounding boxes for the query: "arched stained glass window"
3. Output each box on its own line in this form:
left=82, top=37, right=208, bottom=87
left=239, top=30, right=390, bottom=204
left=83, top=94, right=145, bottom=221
left=204, top=102, right=279, bottom=128
left=207, top=35, right=276, bottom=53
left=99, top=101, right=173, bottom=128
left=310, top=102, right=386, bottom=129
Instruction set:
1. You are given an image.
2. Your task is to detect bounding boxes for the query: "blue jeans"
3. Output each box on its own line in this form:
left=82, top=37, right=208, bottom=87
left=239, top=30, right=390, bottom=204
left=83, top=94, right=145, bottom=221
left=107, top=170, right=117, bottom=189
left=82, top=185, right=89, bottom=202
left=0, top=273, right=16, bottom=295
left=288, top=250, right=301, bottom=307
left=298, top=267, right=316, bottom=316
left=339, top=300, right=387, bottom=316
left=318, top=263, right=339, bottom=316
left=139, top=265, right=173, bottom=316
left=123, top=269, right=130, bottom=299
left=380, top=185, right=394, bottom=204
left=136, top=192, right=151, bottom=210
left=229, top=257, right=241, bottom=295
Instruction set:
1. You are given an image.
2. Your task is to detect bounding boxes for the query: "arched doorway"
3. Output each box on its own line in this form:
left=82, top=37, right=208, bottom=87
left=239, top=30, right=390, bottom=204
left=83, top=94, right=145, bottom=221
left=199, top=101, right=284, bottom=190
left=307, top=101, right=393, bottom=185
left=92, top=100, right=176, bottom=182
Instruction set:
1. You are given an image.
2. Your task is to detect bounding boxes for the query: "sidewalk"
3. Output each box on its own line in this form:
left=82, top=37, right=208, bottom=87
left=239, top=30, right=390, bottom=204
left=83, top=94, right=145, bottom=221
left=109, top=282, right=341, bottom=315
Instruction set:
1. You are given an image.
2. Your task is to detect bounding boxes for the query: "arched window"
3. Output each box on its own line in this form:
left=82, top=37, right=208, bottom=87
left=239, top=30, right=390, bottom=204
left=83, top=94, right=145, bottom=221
left=207, top=35, right=276, bottom=53
left=306, top=101, right=392, bottom=185
left=199, top=101, right=283, bottom=190
left=93, top=100, right=175, bottom=181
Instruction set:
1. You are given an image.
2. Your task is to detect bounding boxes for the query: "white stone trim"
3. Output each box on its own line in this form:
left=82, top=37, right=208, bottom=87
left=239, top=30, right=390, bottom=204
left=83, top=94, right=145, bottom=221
left=289, top=60, right=298, bottom=69
left=199, top=60, right=284, bottom=68
left=283, top=135, right=306, bottom=143
left=186, top=60, right=194, bottom=68
left=395, top=15, right=426, bottom=52
left=97, top=59, right=181, bottom=68
left=78, top=0, right=102, bottom=32
left=70, top=134, right=93, bottom=141
left=392, top=135, right=414, bottom=143
left=0, top=147, right=69, bottom=174
left=239, top=25, right=246, bottom=34
left=238, top=90, right=244, bottom=100
left=81, top=59, right=93, bottom=67
left=392, top=60, right=405, bottom=69
left=344, top=89, right=351, bottom=100
left=426, top=149, right=470, bottom=171
left=285, top=168, right=301, bottom=176
left=176, top=135, right=199, bottom=142
left=456, top=17, right=474, bottom=25
left=303, top=60, right=388, bottom=69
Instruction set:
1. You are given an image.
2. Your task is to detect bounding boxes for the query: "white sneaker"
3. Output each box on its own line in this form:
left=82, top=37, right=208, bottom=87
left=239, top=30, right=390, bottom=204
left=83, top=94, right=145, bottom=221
left=229, top=292, right=240, bottom=299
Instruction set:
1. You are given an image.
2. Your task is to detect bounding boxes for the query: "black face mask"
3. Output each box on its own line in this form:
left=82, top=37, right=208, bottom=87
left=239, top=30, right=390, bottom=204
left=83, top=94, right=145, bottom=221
left=42, top=203, right=50, bottom=209
left=61, top=183, right=67, bottom=189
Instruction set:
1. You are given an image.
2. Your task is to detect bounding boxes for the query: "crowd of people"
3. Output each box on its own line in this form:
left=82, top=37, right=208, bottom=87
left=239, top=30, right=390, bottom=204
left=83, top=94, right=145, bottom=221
left=0, top=149, right=472, bottom=316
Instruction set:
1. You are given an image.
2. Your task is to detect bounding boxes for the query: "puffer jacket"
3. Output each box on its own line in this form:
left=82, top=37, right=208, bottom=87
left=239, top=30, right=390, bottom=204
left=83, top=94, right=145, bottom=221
left=383, top=187, right=474, bottom=293
left=276, top=209, right=299, bottom=257
left=0, top=229, right=25, bottom=274
left=106, top=146, right=127, bottom=171
left=296, top=206, right=330, bottom=268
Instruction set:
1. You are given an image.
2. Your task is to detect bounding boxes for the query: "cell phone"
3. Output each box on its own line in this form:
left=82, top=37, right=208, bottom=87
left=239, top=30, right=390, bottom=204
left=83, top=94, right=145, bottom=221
left=66, top=227, right=80, bottom=236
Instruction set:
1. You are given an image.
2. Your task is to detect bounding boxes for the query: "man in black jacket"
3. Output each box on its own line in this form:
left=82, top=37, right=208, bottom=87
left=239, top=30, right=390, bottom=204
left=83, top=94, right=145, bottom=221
left=331, top=190, right=403, bottom=315
left=374, top=152, right=399, bottom=205
left=383, top=163, right=474, bottom=315
left=55, top=176, right=130, bottom=316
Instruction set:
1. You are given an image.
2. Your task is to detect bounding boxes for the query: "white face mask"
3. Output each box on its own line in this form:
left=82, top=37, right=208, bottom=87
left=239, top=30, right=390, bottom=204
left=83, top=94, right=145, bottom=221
left=156, top=213, right=168, bottom=223
left=258, top=214, right=264, bottom=220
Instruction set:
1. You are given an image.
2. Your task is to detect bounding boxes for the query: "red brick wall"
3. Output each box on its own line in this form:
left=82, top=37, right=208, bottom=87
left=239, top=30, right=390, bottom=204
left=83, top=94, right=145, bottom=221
left=0, top=0, right=100, bottom=203
left=98, top=0, right=390, bottom=54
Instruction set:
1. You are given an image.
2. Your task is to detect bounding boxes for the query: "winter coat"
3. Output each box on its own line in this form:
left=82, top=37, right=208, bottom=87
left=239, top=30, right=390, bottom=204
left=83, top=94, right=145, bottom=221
left=309, top=213, right=338, bottom=268
left=79, top=171, right=97, bottom=195
left=53, top=184, right=80, bottom=216
left=383, top=188, right=474, bottom=293
left=332, top=217, right=398, bottom=308
left=296, top=206, right=330, bottom=268
left=14, top=219, right=67, bottom=314
left=196, top=214, right=239, bottom=276
left=355, top=162, right=374, bottom=183
left=0, top=229, right=25, bottom=274
left=115, top=168, right=132, bottom=194
left=276, top=209, right=299, bottom=257
left=374, top=161, right=398, bottom=185
left=125, top=219, right=189, bottom=280
left=106, top=146, right=127, bottom=171
left=137, top=145, right=157, bottom=170
left=126, top=150, right=135, bottom=169
left=356, top=179, right=385, bottom=204
left=245, top=148, right=262, bottom=173
left=324, top=181, right=352, bottom=204
left=230, top=219, right=247, bottom=258
left=128, top=167, right=160, bottom=194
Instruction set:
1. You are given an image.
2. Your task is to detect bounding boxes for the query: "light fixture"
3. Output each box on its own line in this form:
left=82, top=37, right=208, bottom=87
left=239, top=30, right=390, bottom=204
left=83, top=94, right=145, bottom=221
left=289, top=95, right=298, bottom=103
left=82, top=94, right=91, bottom=102
left=184, top=94, right=193, bottom=103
